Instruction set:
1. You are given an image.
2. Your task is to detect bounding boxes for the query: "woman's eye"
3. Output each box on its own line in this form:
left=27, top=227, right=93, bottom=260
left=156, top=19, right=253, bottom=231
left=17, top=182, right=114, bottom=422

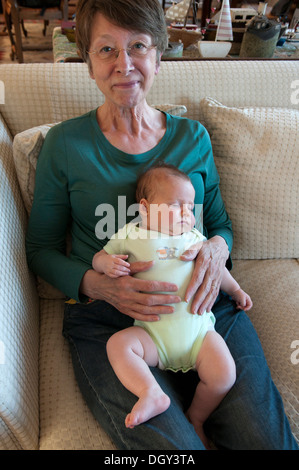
left=132, top=42, right=146, bottom=50
left=101, top=46, right=114, bottom=54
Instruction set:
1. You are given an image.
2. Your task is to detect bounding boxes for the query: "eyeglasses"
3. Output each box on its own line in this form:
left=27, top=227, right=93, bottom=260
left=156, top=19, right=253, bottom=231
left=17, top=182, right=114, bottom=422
left=87, top=42, right=156, bottom=63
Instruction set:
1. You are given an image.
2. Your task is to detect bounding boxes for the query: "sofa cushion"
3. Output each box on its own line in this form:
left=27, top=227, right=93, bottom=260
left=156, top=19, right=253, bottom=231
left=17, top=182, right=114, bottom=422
left=38, top=298, right=117, bottom=450
left=231, top=259, right=299, bottom=443
left=200, top=98, right=299, bottom=260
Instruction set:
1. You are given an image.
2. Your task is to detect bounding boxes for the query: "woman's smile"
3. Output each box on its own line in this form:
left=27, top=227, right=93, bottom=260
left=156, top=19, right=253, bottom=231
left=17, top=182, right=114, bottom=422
left=113, top=80, right=139, bottom=89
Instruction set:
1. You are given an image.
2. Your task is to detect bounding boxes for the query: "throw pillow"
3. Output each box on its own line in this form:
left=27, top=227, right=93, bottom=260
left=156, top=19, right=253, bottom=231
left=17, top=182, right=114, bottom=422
left=200, top=98, right=299, bottom=260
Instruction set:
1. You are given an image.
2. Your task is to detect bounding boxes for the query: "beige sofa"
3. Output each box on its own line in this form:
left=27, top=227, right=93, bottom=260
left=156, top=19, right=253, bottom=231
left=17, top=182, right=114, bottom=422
left=0, top=61, right=298, bottom=450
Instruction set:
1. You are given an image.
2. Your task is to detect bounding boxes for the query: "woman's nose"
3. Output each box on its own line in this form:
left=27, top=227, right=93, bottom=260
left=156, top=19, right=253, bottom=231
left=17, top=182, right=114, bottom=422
left=115, top=49, right=134, bottom=74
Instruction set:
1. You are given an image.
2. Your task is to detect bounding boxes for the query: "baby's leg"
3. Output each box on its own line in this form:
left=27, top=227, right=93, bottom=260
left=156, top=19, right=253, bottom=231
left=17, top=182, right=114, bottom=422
left=186, top=331, right=236, bottom=448
left=106, top=326, right=170, bottom=429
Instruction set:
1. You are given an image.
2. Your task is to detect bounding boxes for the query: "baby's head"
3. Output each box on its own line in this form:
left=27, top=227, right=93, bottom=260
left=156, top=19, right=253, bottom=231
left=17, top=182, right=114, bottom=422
left=136, top=163, right=195, bottom=236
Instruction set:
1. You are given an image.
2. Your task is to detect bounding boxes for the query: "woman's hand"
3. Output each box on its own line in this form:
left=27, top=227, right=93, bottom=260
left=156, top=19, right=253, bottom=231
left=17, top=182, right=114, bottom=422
left=80, top=260, right=180, bottom=322
left=181, top=236, right=229, bottom=315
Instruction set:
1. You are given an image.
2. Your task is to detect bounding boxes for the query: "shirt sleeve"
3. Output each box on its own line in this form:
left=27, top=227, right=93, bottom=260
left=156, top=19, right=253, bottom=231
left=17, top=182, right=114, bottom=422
left=200, top=127, right=233, bottom=254
left=25, top=124, right=90, bottom=301
left=194, top=127, right=233, bottom=270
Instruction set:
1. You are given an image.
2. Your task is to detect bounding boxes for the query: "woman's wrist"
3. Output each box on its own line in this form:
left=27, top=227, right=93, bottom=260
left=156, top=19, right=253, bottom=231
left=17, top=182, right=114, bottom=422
left=79, top=269, right=104, bottom=300
left=210, top=235, right=229, bottom=260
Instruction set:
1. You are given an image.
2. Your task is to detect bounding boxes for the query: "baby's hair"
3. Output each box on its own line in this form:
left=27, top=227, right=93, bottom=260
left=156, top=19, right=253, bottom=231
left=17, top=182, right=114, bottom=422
left=136, top=162, right=191, bottom=202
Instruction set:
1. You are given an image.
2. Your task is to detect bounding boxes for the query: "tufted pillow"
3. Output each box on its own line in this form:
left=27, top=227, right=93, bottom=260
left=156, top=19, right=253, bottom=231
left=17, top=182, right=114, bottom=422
left=12, top=104, right=187, bottom=298
left=151, top=103, right=187, bottom=116
left=200, top=98, right=299, bottom=260
left=13, top=123, right=56, bottom=216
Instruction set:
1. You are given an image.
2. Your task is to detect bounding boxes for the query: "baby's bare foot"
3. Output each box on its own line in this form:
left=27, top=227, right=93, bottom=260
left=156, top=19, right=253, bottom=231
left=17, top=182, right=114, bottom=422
left=125, top=389, right=170, bottom=428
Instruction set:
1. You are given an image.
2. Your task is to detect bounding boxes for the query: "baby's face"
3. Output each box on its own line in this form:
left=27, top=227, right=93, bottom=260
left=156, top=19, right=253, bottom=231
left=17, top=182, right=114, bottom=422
left=141, top=175, right=195, bottom=236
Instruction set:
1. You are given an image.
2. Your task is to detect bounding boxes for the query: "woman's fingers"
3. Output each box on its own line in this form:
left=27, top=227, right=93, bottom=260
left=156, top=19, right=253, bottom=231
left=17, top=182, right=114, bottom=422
left=184, top=236, right=228, bottom=314
left=102, top=274, right=180, bottom=322
left=129, top=260, right=155, bottom=274
left=184, top=247, right=210, bottom=303
left=190, top=265, right=221, bottom=314
left=180, top=242, right=203, bottom=261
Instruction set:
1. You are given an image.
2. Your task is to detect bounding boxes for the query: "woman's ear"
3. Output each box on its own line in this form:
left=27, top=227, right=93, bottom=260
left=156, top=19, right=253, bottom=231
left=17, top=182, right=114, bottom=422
left=155, top=52, right=163, bottom=75
left=89, top=63, right=95, bottom=80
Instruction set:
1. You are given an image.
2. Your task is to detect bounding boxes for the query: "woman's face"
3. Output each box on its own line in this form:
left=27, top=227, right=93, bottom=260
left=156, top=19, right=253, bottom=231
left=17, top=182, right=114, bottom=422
left=88, top=13, right=160, bottom=110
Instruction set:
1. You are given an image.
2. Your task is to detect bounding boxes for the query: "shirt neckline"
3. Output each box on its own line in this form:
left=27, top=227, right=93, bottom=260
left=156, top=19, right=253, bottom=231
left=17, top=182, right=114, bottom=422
left=90, top=108, right=173, bottom=163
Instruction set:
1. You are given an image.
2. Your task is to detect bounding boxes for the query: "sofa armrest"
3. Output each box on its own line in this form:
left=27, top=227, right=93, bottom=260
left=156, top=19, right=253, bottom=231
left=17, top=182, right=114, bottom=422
left=0, top=115, right=39, bottom=450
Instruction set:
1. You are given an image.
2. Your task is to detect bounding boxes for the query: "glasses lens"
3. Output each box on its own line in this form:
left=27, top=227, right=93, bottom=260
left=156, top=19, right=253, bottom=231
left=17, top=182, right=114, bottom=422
left=130, top=43, right=153, bottom=58
left=102, top=51, right=117, bottom=62
left=97, top=48, right=116, bottom=62
left=90, top=44, right=154, bottom=62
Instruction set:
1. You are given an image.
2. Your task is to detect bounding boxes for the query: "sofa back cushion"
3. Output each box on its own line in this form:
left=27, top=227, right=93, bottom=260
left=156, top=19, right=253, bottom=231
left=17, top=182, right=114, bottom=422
left=200, top=98, right=299, bottom=260
left=1, top=62, right=299, bottom=137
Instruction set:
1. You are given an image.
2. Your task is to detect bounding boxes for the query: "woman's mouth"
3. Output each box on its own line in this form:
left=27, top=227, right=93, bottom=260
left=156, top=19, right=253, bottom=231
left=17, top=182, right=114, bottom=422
left=113, top=81, right=139, bottom=89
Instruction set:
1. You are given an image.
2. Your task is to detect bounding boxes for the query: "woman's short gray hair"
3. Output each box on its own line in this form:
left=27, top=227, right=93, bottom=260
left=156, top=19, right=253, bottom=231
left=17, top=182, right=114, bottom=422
left=76, top=0, right=168, bottom=69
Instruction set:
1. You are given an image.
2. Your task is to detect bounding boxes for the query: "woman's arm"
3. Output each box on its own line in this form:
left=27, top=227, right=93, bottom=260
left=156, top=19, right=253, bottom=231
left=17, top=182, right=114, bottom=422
left=26, top=126, right=91, bottom=301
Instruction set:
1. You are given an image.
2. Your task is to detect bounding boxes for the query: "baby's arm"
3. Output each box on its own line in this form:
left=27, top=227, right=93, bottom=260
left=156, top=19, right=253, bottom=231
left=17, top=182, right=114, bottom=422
left=221, top=269, right=253, bottom=311
left=92, top=249, right=130, bottom=278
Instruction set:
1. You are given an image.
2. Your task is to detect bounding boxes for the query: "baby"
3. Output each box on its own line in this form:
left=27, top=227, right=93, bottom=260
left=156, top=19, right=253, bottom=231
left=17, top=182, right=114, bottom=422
left=92, top=163, right=252, bottom=448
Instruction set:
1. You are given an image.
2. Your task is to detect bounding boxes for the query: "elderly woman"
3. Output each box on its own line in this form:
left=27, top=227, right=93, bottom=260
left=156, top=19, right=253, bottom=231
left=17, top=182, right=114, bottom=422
left=26, top=0, right=297, bottom=450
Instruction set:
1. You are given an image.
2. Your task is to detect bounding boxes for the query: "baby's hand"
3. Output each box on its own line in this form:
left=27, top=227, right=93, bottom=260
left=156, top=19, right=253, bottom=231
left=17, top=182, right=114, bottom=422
left=231, top=288, right=253, bottom=312
left=102, top=254, right=130, bottom=278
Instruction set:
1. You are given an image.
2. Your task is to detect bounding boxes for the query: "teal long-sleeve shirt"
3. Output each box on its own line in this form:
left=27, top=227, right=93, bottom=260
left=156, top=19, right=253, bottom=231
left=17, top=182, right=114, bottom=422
left=26, top=110, right=233, bottom=301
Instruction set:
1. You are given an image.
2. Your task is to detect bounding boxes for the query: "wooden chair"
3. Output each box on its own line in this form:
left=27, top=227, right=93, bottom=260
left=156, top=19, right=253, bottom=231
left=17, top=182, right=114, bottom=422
left=2, top=0, right=68, bottom=62
left=165, top=0, right=196, bottom=26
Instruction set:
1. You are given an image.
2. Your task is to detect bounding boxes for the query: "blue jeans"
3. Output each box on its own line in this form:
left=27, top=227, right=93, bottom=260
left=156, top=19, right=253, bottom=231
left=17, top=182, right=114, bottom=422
left=62, top=292, right=298, bottom=450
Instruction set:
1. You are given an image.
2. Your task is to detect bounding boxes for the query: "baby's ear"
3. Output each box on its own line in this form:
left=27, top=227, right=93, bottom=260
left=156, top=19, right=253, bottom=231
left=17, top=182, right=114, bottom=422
left=139, top=199, right=148, bottom=216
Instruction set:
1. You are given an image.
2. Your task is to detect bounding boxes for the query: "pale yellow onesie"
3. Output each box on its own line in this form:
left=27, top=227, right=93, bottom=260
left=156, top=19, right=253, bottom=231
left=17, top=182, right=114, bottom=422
left=104, top=223, right=215, bottom=372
